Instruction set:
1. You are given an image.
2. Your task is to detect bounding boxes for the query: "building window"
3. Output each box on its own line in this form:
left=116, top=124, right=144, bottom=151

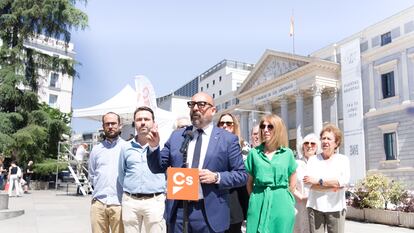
left=219, top=76, right=222, bottom=81
left=50, top=72, right=59, bottom=88
left=213, top=80, right=215, bottom=85
left=201, top=87, right=203, bottom=91
left=381, top=71, right=395, bottom=98
left=381, top=31, right=392, bottom=46
left=384, top=132, right=397, bottom=160
left=212, top=93, right=215, bottom=98
left=219, top=90, right=222, bottom=95
left=207, top=83, right=209, bottom=89
left=49, top=94, right=58, bottom=107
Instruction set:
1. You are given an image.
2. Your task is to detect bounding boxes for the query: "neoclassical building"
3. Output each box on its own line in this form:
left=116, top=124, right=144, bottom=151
left=219, top=6, right=414, bottom=187
left=236, top=50, right=340, bottom=150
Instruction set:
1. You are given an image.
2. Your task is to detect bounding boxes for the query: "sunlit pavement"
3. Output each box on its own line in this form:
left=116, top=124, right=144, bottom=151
left=1, top=190, right=91, bottom=233
left=1, top=190, right=414, bottom=233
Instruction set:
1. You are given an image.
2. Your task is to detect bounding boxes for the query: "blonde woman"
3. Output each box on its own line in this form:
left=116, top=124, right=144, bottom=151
left=245, top=114, right=297, bottom=233
left=217, top=113, right=249, bottom=233
left=293, top=133, right=320, bottom=233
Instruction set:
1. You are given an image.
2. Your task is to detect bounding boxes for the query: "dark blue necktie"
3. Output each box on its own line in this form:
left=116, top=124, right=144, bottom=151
left=191, top=129, right=203, bottom=168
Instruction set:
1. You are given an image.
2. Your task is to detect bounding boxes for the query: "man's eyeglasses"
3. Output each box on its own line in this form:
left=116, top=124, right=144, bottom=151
left=218, top=121, right=234, bottom=127
left=187, top=101, right=213, bottom=109
left=303, top=141, right=316, bottom=146
left=259, top=124, right=274, bottom=130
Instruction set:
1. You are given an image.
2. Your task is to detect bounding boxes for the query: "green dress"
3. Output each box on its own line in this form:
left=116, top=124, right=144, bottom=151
left=245, top=144, right=298, bottom=233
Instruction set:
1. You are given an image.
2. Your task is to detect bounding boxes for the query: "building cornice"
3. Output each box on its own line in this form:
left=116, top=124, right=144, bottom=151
left=365, top=101, right=414, bottom=118
left=237, top=61, right=339, bottom=100
left=361, top=32, right=414, bottom=61
left=312, top=6, right=414, bottom=57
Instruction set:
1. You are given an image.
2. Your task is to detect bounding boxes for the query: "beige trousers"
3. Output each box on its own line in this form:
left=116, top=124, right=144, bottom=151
left=121, top=193, right=166, bottom=233
left=90, top=199, right=124, bottom=233
left=308, top=207, right=346, bottom=233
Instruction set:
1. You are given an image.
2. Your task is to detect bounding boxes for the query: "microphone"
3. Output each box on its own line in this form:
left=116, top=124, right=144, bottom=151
left=180, top=130, right=194, bottom=155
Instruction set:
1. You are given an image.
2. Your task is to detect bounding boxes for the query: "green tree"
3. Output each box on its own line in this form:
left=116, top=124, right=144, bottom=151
left=0, top=0, right=88, bottom=165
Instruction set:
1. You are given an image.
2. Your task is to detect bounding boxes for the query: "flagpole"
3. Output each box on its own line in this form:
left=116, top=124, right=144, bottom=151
left=291, top=9, right=295, bottom=54
left=292, top=28, right=295, bottom=54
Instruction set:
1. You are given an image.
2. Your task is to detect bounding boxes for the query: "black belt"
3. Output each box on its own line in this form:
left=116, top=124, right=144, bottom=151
left=176, top=200, right=204, bottom=209
left=124, top=191, right=163, bottom=199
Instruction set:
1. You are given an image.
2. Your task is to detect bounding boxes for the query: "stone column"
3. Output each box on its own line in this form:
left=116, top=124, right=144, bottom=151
left=401, top=51, right=410, bottom=104
left=329, top=88, right=338, bottom=126
left=312, top=85, right=323, bottom=135
left=368, top=63, right=376, bottom=112
left=264, top=101, right=273, bottom=114
left=295, top=90, right=304, bottom=145
left=280, top=96, right=289, bottom=139
left=240, top=112, right=249, bottom=142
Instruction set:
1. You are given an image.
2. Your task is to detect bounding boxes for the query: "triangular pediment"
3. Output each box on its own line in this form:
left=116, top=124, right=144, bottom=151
left=238, top=50, right=310, bottom=94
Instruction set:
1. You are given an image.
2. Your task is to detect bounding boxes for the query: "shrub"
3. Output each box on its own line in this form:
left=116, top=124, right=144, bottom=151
left=34, top=159, right=67, bottom=176
left=401, top=198, right=414, bottom=212
left=353, top=173, right=406, bottom=209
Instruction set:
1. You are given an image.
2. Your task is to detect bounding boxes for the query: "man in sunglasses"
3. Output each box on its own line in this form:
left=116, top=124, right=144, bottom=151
left=146, top=92, right=248, bottom=233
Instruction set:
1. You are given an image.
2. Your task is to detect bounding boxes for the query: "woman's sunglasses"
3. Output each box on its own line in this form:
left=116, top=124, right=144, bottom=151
left=303, top=141, right=316, bottom=146
left=218, top=121, right=234, bottom=127
left=259, top=124, right=274, bottom=130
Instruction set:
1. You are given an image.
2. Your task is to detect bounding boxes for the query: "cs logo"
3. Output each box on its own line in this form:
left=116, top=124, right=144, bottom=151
left=167, top=167, right=199, bottom=201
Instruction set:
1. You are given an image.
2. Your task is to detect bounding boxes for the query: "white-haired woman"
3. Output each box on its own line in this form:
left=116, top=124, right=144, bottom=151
left=293, top=133, right=320, bottom=233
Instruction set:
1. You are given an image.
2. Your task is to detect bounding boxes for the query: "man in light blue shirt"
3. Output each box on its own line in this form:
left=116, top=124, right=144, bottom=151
left=118, top=106, right=166, bottom=233
left=89, top=112, right=125, bottom=233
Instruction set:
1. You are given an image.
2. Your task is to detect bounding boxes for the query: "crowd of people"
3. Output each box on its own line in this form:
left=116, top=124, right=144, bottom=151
left=0, top=157, right=34, bottom=197
left=82, top=91, right=351, bottom=233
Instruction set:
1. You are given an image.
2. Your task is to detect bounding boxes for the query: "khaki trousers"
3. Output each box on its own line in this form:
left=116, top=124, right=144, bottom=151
left=91, top=199, right=124, bottom=233
left=122, top=193, right=166, bottom=233
left=308, top=207, right=346, bottom=233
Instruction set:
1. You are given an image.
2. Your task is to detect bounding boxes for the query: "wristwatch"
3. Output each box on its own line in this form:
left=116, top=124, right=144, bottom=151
left=214, top=172, right=219, bottom=183
left=318, top=178, right=323, bottom=186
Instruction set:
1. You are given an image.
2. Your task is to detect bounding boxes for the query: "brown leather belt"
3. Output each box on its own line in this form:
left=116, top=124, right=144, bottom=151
left=124, top=191, right=163, bottom=199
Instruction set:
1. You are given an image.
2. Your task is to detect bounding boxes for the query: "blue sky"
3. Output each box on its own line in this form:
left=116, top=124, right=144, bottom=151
left=70, top=0, right=414, bottom=133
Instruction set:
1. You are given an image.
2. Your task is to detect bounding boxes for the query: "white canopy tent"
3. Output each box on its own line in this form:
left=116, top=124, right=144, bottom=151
left=73, top=76, right=177, bottom=146
left=73, top=84, right=137, bottom=122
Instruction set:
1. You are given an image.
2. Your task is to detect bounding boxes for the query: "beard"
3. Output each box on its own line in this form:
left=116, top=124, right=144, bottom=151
left=190, top=112, right=202, bottom=127
left=105, top=130, right=119, bottom=139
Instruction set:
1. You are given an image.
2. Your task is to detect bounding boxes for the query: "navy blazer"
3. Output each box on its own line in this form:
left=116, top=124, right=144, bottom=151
left=147, top=126, right=248, bottom=232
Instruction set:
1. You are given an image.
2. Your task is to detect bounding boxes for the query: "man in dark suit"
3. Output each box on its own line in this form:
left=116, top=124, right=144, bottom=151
left=146, top=92, right=248, bottom=233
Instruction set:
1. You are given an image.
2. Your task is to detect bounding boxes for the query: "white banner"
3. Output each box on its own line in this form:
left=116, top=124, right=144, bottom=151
left=340, top=39, right=366, bottom=185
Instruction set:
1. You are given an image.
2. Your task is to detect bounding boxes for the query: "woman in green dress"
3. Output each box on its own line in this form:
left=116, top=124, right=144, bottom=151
left=245, top=114, right=298, bottom=233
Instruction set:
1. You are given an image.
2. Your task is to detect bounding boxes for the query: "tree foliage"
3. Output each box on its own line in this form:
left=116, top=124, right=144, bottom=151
left=0, top=0, right=87, bottom=166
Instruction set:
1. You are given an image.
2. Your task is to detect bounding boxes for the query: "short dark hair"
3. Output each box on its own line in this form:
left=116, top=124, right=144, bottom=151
left=102, top=112, right=121, bottom=124
left=134, top=106, right=155, bottom=120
